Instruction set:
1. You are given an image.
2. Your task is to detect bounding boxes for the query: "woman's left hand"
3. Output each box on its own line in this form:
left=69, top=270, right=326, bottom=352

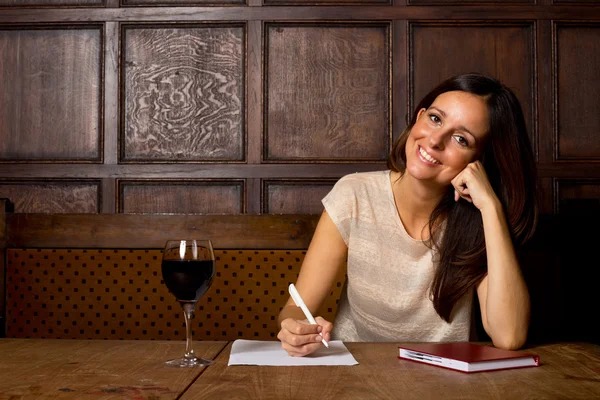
left=451, top=161, right=500, bottom=212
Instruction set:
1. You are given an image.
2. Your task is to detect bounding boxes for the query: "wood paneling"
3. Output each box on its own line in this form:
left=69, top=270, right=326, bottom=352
left=123, top=0, right=242, bottom=5
left=0, top=26, right=102, bottom=162
left=555, top=179, right=600, bottom=215
left=265, top=0, right=388, bottom=4
left=262, top=179, right=336, bottom=214
left=265, top=23, right=390, bottom=162
left=0, top=0, right=101, bottom=5
left=118, top=180, right=245, bottom=214
left=0, top=181, right=100, bottom=213
left=554, top=0, right=598, bottom=3
left=0, top=200, right=9, bottom=337
left=410, top=22, right=535, bottom=147
left=121, top=24, right=245, bottom=162
left=0, top=4, right=599, bottom=216
left=409, top=0, right=531, bottom=3
left=5, top=214, right=320, bottom=249
left=555, top=23, right=600, bottom=161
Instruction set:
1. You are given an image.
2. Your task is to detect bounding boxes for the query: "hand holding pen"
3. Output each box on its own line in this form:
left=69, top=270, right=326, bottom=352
left=288, top=284, right=329, bottom=348
left=277, top=284, right=332, bottom=357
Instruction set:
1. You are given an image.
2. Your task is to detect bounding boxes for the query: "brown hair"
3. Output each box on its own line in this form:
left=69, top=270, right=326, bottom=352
left=387, top=73, right=538, bottom=322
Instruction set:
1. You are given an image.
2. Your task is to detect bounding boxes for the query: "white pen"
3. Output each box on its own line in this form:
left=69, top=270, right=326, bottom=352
left=288, top=283, right=329, bottom=348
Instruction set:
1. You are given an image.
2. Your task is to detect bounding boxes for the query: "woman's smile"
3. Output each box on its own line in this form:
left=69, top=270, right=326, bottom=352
left=418, top=146, right=441, bottom=165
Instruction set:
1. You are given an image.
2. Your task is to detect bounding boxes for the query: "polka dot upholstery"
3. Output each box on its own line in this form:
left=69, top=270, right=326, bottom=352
left=6, top=249, right=346, bottom=340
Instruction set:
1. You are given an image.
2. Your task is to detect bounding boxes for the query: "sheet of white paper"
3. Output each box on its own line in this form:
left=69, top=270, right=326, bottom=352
left=228, top=340, right=359, bottom=366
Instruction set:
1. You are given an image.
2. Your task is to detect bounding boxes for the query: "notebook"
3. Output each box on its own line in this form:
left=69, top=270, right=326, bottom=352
left=398, top=342, right=540, bottom=373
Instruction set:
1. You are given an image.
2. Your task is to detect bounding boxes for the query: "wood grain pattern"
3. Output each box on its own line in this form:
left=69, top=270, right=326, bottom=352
left=0, top=181, right=100, bottom=213
left=5, top=214, right=320, bottom=249
left=555, top=23, right=600, bottom=160
left=410, top=22, right=535, bottom=147
left=119, top=179, right=245, bottom=214
left=409, top=0, right=531, bottom=3
left=0, top=339, right=227, bottom=399
left=122, top=25, right=244, bottom=162
left=182, top=342, right=600, bottom=400
left=262, top=179, right=336, bottom=214
left=0, top=27, right=102, bottom=162
left=1, top=8, right=600, bottom=23
left=124, top=0, right=242, bottom=4
left=265, top=0, right=388, bottom=4
left=0, top=0, right=101, bottom=5
left=265, top=23, right=390, bottom=161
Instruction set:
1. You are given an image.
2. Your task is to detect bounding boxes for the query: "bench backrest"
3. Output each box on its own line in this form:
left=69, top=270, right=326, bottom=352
left=0, top=200, right=346, bottom=340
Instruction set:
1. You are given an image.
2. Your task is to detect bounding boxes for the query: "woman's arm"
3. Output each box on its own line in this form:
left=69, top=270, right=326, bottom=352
left=277, top=210, right=348, bottom=356
left=452, top=161, right=530, bottom=350
left=476, top=204, right=530, bottom=350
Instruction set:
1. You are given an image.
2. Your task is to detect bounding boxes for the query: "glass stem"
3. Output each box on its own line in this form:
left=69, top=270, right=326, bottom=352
left=182, top=302, right=195, bottom=359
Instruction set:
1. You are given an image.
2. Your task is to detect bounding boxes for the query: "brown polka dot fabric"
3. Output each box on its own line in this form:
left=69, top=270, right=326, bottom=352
left=6, top=249, right=346, bottom=340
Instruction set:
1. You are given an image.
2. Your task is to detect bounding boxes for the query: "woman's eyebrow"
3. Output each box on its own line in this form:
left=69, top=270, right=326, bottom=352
left=429, top=106, right=446, bottom=117
left=429, top=106, right=476, bottom=138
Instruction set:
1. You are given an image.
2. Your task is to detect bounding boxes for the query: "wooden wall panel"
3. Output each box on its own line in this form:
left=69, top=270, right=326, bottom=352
left=554, top=0, right=598, bottom=3
left=121, top=24, right=245, bottom=163
left=265, top=23, right=390, bottom=162
left=555, top=23, right=600, bottom=161
left=409, top=0, right=531, bottom=3
left=555, top=179, right=600, bottom=215
left=0, top=5, right=598, bottom=216
left=118, top=180, right=245, bottom=214
left=0, top=27, right=102, bottom=162
left=262, top=180, right=336, bottom=214
left=0, top=0, right=101, bottom=5
left=0, top=181, right=100, bottom=213
left=410, top=22, right=535, bottom=148
left=265, top=0, right=388, bottom=4
left=123, top=0, right=242, bottom=4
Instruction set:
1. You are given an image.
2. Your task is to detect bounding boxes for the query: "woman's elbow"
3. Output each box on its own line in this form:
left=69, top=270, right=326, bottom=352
left=491, top=332, right=528, bottom=350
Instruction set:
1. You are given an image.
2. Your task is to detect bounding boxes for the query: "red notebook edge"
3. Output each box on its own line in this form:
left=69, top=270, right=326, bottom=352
left=397, top=343, right=541, bottom=374
left=396, top=355, right=541, bottom=374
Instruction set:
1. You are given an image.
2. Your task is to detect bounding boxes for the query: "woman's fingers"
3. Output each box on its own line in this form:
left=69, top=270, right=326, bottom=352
left=278, top=317, right=332, bottom=356
left=451, top=161, right=496, bottom=209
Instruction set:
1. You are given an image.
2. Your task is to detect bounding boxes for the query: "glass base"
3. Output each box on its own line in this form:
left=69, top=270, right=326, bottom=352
left=165, top=357, right=215, bottom=368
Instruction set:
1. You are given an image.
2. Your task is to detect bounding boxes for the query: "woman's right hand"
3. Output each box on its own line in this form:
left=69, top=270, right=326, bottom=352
left=277, top=317, right=333, bottom=357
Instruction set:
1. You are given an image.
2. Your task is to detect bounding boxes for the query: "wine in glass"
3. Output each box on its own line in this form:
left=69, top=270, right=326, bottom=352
left=161, top=239, right=215, bottom=367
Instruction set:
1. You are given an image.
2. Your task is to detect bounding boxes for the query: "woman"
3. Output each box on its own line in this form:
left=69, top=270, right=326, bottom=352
left=277, top=73, right=538, bottom=356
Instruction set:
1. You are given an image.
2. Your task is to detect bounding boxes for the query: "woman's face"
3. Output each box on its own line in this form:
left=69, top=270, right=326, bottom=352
left=404, top=90, right=490, bottom=188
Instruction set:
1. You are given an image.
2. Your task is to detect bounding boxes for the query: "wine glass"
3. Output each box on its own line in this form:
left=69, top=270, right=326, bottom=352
left=161, top=239, right=216, bottom=367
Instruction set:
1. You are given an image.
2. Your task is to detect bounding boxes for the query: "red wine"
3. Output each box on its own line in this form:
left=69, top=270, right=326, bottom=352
left=161, top=260, right=215, bottom=302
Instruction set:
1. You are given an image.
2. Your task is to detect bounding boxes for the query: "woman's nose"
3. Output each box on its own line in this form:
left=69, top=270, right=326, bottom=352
left=428, top=129, right=446, bottom=150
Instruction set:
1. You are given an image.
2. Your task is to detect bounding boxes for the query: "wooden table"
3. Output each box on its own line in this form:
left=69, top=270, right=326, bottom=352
left=0, top=339, right=227, bottom=399
left=1, top=340, right=599, bottom=399
left=182, top=342, right=600, bottom=400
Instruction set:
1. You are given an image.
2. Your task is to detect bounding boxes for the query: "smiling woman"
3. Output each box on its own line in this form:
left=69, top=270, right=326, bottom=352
left=277, top=73, right=538, bottom=356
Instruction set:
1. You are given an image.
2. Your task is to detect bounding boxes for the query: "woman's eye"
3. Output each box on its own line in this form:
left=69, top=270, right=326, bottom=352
left=428, top=113, right=441, bottom=124
left=453, top=135, right=468, bottom=147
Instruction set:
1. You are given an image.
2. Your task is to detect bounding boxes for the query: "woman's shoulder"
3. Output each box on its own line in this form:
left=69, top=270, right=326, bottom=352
left=325, top=170, right=390, bottom=207
left=336, top=170, right=390, bottom=187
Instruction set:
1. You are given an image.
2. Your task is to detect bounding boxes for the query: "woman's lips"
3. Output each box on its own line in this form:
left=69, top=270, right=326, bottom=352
left=418, top=146, right=441, bottom=165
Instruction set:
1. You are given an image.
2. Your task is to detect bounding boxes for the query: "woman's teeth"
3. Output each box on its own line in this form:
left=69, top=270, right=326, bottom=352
left=419, top=147, right=440, bottom=164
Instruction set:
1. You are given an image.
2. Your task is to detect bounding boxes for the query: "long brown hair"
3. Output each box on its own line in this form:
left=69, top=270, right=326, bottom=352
left=387, top=73, right=538, bottom=322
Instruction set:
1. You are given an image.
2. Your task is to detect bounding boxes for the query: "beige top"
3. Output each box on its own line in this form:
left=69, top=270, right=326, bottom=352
left=322, top=170, right=473, bottom=342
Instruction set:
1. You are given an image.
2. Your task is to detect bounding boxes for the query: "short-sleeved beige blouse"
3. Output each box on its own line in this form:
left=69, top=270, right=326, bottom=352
left=322, top=170, right=473, bottom=342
